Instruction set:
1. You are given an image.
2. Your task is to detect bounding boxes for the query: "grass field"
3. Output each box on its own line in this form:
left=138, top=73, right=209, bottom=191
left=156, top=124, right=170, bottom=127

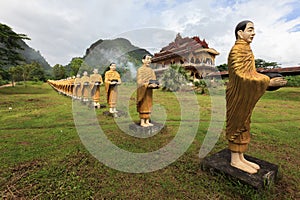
left=0, top=82, right=299, bottom=199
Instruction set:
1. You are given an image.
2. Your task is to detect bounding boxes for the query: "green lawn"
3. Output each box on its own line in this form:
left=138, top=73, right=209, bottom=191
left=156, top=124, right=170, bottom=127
left=0, top=82, right=299, bottom=199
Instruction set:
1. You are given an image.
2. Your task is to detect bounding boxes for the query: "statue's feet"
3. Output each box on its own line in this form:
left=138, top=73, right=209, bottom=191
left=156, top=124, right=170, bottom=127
left=239, top=154, right=260, bottom=170
left=145, top=119, right=153, bottom=126
left=231, top=152, right=258, bottom=174
left=231, top=161, right=258, bottom=174
left=140, top=123, right=149, bottom=127
left=147, top=122, right=154, bottom=126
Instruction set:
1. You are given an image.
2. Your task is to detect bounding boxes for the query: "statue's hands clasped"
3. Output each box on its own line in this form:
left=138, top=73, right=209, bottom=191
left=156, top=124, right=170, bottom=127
left=110, top=81, right=121, bottom=85
left=147, top=80, right=160, bottom=89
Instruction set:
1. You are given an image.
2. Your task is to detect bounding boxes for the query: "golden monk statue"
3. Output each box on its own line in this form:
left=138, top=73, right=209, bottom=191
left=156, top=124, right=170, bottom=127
left=67, top=77, right=74, bottom=97
left=226, top=20, right=286, bottom=174
left=90, top=68, right=103, bottom=107
left=104, top=63, right=121, bottom=113
left=73, top=74, right=81, bottom=100
left=80, top=71, right=90, bottom=102
left=136, top=55, right=159, bottom=127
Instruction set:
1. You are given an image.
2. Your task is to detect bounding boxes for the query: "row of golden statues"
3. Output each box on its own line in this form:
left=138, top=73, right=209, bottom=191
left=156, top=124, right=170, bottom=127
left=48, top=63, right=121, bottom=113
left=49, top=20, right=287, bottom=175
left=48, top=55, right=160, bottom=127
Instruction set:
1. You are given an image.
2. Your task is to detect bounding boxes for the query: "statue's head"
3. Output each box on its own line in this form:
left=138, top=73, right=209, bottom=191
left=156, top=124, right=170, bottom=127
left=142, top=54, right=152, bottom=66
left=93, top=68, right=98, bottom=74
left=109, top=63, right=116, bottom=71
left=83, top=71, right=88, bottom=76
left=235, top=20, right=255, bottom=43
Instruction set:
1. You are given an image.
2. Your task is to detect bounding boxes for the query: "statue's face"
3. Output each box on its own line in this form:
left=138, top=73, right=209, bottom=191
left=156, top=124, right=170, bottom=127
left=238, top=22, right=255, bottom=43
left=142, top=55, right=152, bottom=66
left=110, top=64, right=116, bottom=71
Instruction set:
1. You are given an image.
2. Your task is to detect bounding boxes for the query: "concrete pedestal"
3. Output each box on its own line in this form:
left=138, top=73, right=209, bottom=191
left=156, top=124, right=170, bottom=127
left=103, top=110, right=127, bottom=118
left=200, top=149, right=278, bottom=189
left=129, top=122, right=165, bottom=138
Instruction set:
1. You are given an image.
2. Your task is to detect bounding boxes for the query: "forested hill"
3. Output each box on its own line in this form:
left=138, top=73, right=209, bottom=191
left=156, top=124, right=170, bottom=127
left=83, top=38, right=151, bottom=75
left=0, top=23, right=51, bottom=71
left=16, top=40, right=51, bottom=71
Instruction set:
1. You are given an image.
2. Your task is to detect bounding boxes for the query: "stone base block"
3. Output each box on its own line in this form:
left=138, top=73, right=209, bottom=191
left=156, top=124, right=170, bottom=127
left=129, top=122, right=165, bottom=138
left=200, top=149, right=278, bottom=189
left=103, top=110, right=127, bottom=117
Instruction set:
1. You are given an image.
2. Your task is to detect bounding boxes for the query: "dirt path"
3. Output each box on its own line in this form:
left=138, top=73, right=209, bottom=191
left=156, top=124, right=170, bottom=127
left=0, top=83, right=15, bottom=88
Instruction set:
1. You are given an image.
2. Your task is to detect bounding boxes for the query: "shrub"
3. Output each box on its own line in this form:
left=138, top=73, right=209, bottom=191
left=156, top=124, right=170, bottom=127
left=285, top=75, right=300, bottom=87
left=161, top=64, right=189, bottom=92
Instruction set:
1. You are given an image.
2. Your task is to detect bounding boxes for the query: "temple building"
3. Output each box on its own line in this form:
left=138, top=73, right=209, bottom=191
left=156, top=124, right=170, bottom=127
left=151, top=33, right=219, bottom=80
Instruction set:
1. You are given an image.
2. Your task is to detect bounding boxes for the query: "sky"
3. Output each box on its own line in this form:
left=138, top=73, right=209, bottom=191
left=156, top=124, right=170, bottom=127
left=0, top=0, right=300, bottom=67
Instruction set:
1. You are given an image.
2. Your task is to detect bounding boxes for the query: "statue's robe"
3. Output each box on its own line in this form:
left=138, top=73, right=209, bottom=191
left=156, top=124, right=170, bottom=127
left=80, top=75, right=90, bottom=100
left=104, top=70, right=121, bottom=108
left=226, top=40, right=270, bottom=153
left=136, top=65, right=156, bottom=119
left=67, top=79, right=74, bottom=96
left=90, top=73, right=103, bottom=103
left=73, top=77, right=81, bottom=98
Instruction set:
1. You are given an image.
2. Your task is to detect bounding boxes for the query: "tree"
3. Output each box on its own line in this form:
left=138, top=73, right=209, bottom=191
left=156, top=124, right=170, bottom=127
left=69, top=57, right=83, bottom=77
left=8, top=66, right=17, bottom=86
left=65, top=58, right=93, bottom=77
left=216, top=63, right=228, bottom=72
left=30, top=62, right=46, bottom=81
left=77, top=61, right=93, bottom=75
left=161, top=64, right=189, bottom=92
left=0, top=67, right=9, bottom=85
left=8, top=65, right=28, bottom=86
left=216, top=59, right=281, bottom=71
left=0, top=23, right=30, bottom=66
left=255, top=59, right=281, bottom=69
left=52, top=64, right=66, bottom=80
left=8, top=62, right=46, bottom=86
left=19, top=63, right=32, bottom=87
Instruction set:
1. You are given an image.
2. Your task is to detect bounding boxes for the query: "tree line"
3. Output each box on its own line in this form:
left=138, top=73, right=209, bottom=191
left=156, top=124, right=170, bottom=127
left=216, top=59, right=281, bottom=72
left=0, top=23, right=49, bottom=86
left=1, top=22, right=283, bottom=87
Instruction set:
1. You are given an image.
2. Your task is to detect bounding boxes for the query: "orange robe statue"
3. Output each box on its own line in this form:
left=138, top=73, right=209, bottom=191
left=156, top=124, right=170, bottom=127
left=226, top=39, right=270, bottom=152
left=90, top=69, right=103, bottom=106
left=80, top=71, right=90, bottom=102
left=73, top=74, right=81, bottom=99
left=105, top=63, right=121, bottom=113
left=136, top=55, right=159, bottom=127
left=226, top=20, right=270, bottom=174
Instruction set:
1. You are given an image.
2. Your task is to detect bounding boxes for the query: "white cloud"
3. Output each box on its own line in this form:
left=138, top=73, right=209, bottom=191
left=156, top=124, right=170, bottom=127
left=0, top=0, right=299, bottom=66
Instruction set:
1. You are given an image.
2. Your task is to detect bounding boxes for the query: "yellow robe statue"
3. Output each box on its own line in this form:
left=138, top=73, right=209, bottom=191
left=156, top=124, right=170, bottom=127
left=90, top=73, right=103, bottom=103
left=226, top=39, right=270, bottom=153
left=67, top=78, right=74, bottom=96
left=104, top=70, right=121, bottom=108
left=73, top=76, right=81, bottom=98
left=136, top=65, right=156, bottom=119
left=80, top=74, right=90, bottom=101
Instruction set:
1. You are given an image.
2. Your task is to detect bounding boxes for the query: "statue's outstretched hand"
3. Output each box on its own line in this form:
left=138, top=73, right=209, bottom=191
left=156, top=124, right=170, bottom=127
left=267, top=77, right=287, bottom=91
left=269, top=77, right=287, bottom=87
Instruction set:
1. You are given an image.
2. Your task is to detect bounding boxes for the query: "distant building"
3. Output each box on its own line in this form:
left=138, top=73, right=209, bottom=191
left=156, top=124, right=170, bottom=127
left=151, top=33, right=219, bottom=80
